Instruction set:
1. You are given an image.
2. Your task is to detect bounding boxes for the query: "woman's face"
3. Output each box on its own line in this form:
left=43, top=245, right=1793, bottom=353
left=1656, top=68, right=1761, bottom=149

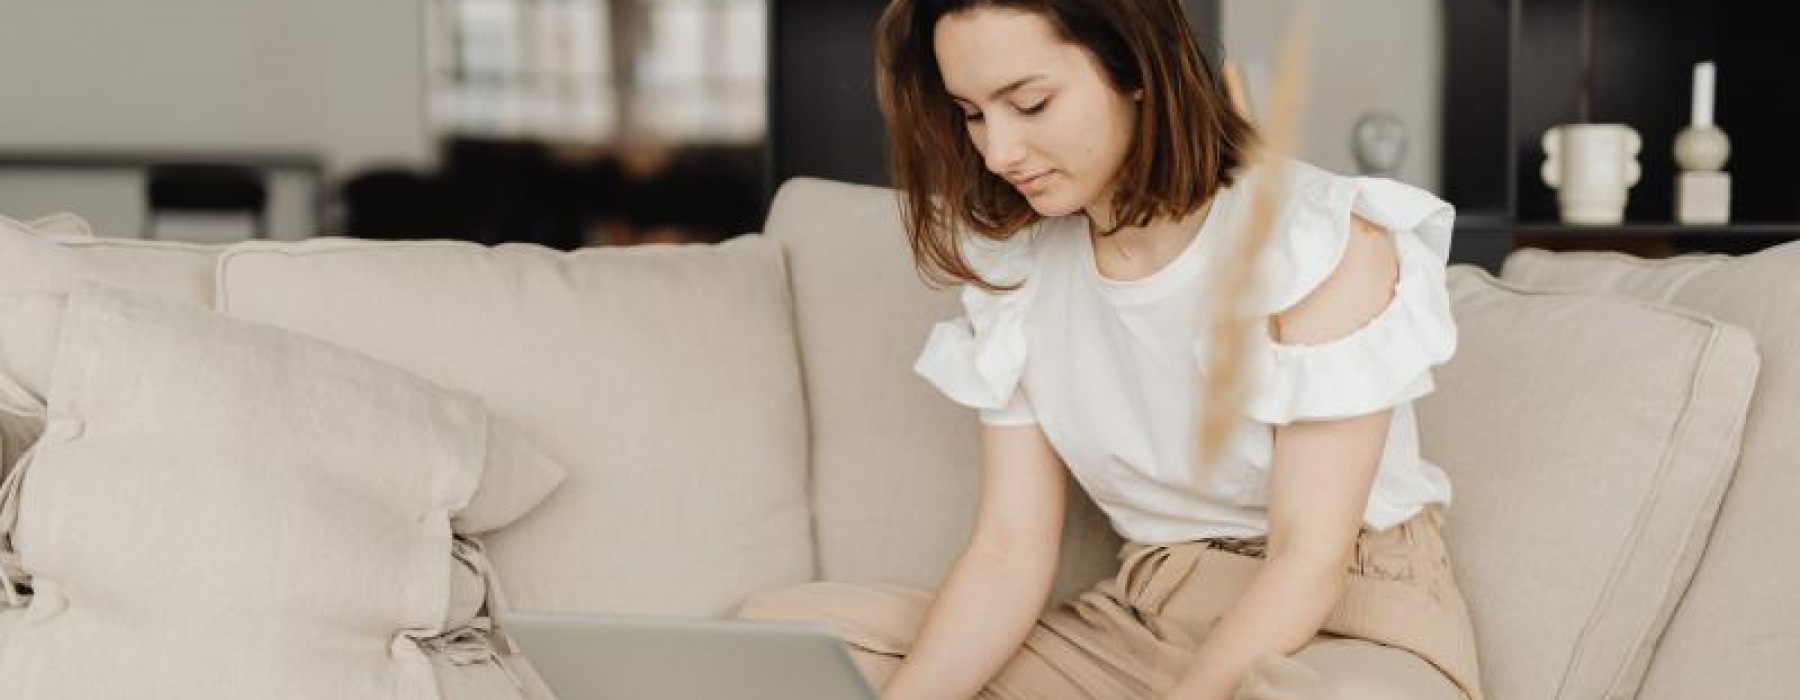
left=934, top=8, right=1138, bottom=219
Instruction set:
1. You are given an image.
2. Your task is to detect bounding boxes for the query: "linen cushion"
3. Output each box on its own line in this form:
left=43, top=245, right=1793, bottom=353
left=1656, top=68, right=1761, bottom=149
left=1502, top=242, right=1800, bottom=700
left=0, top=214, right=219, bottom=463
left=22, top=212, right=94, bottom=239
left=0, top=284, right=484, bottom=699
left=0, top=608, right=17, bottom=672
left=1416, top=267, right=1759, bottom=700
left=0, top=213, right=218, bottom=306
left=216, top=236, right=812, bottom=616
left=1500, top=247, right=1728, bottom=304
left=762, top=178, right=1120, bottom=603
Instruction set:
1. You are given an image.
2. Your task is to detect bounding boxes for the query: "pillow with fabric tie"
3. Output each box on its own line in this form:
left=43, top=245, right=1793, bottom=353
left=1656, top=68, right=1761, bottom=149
left=0, top=283, right=553, bottom=699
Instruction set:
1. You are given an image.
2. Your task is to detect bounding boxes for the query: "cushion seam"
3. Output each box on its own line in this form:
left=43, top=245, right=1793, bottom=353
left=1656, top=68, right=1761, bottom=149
left=1553, top=322, right=1733, bottom=699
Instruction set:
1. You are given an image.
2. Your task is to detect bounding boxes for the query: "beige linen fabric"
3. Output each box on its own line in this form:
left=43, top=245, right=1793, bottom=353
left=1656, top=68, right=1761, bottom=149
left=22, top=212, right=94, bottom=239
left=0, top=290, right=566, bottom=539
left=1414, top=268, right=1760, bottom=700
left=0, top=214, right=220, bottom=467
left=458, top=415, right=567, bottom=536
left=216, top=236, right=812, bottom=617
left=0, top=608, right=18, bottom=670
left=0, top=213, right=218, bottom=306
left=0, top=284, right=484, bottom=699
left=763, top=177, right=1121, bottom=603
left=428, top=537, right=533, bottom=700
left=1502, top=243, right=1800, bottom=700
left=1499, top=248, right=1727, bottom=304
left=742, top=508, right=1480, bottom=700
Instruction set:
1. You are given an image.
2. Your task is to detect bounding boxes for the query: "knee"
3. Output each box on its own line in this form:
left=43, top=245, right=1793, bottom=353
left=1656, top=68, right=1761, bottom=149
left=1239, top=642, right=1461, bottom=700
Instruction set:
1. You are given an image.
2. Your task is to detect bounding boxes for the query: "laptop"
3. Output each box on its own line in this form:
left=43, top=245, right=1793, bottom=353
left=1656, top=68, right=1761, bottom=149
left=503, top=612, right=880, bottom=700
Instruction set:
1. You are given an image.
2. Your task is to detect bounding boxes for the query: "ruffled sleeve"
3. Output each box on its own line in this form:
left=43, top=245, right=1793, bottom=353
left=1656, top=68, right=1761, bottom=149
left=912, top=229, right=1041, bottom=425
left=1236, top=168, right=1458, bottom=425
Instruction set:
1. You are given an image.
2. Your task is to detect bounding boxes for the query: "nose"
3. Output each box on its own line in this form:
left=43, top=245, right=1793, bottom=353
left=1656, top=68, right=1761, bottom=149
left=978, top=119, right=1028, bottom=175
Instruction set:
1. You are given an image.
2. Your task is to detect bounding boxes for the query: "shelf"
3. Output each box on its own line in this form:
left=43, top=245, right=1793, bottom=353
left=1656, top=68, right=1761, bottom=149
left=1456, top=221, right=1800, bottom=237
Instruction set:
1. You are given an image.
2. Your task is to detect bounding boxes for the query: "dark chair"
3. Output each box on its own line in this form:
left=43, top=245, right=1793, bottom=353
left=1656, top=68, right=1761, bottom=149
left=340, top=168, right=452, bottom=241
left=143, top=163, right=270, bottom=240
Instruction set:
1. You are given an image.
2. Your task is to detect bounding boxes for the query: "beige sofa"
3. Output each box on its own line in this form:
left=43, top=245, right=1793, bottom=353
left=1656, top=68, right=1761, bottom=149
left=0, top=178, right=1793, bottom=700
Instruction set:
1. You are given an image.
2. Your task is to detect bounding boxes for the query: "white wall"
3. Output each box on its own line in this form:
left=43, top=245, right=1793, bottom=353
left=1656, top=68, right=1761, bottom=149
left=1221, top=0, right=1444, bottom=191
left=0, top=0, right=431, bottom=238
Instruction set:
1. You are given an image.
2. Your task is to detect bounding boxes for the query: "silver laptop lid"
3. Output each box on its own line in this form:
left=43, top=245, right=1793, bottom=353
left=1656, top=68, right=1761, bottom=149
left=503, top=613, right=879, bottom=700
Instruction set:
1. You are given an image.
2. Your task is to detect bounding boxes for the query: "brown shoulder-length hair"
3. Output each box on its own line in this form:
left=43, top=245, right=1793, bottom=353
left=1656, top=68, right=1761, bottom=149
left=875, top=0, right=1256, bottom=290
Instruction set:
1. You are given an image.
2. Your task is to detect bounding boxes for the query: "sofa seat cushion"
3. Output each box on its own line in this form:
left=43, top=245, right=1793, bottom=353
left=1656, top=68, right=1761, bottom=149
left=216, top=236, right=812, bottom=617
left=0, top=284, right=487, bottom=699
left=1416, top=268, right=1760, bottom=700
left=1502, top=242, right=1800, bottom=700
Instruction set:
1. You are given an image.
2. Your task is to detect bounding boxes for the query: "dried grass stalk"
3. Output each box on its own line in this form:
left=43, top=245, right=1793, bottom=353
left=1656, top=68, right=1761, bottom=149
left=1196, top=7, right=1313, bottom=469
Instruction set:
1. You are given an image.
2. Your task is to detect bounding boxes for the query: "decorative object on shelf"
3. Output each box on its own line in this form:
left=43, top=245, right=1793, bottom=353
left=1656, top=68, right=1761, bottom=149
left=1350, top=110, right=1407, bottom=178
left=1539, top=0, right=1640, bottom=225
left=1542, top=124, right=1642, bottom=225
left=1674, top=61, right=1731, bottom=224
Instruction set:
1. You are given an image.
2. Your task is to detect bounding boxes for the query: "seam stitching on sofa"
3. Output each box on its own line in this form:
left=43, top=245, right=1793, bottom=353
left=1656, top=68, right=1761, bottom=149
left=768, top=240, right=823, bottom=582
left=1605, top=325, right=1758, bottom=697
left=1555, top=320, right=1719, bottom=699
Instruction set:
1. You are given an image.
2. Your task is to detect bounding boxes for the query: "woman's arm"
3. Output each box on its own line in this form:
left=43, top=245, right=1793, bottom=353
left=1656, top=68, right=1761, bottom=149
left=883, top=421, right=1068, bottom=700
left=1165, top=216, right=1401, bottom=700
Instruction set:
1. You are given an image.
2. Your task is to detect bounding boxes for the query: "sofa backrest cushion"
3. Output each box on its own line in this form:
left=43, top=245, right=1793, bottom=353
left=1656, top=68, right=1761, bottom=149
left=216, top=236, right=812, bottom=617
left=1502, top=242, right=1800, bottom=700
left=1500, top=248, right=1727, bottom=304
left=21, top=212, right=95, bottom=239
left=1417, top=267, right=1759, bottom=700
left=762, top=178, right=1121, bottom=604
left=0, top=213, right=218, bottom=307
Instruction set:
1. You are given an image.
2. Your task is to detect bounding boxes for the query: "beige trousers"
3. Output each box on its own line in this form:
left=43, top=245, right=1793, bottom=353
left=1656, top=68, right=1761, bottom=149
left=737, top=507, right=1483, bottom=700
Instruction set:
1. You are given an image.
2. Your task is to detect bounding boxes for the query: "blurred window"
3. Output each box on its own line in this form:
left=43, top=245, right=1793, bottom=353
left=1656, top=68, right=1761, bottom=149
left=427, top=0, right=765, bottom=144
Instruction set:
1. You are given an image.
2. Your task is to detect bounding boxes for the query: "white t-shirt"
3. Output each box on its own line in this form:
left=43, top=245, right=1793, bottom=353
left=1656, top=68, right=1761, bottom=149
left=913, top=161, right=1459, bottom=544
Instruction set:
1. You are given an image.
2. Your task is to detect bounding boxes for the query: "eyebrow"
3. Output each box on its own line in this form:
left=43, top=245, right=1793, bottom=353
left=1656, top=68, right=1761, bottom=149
left=948, top=75, right=1049, bottom=104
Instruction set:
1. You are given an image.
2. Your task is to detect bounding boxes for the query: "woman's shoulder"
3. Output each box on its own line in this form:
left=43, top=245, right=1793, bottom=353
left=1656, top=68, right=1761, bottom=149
left=1237, top=159, right=1455, bottom=315
left=1228, top=161, right=1461, bottom=425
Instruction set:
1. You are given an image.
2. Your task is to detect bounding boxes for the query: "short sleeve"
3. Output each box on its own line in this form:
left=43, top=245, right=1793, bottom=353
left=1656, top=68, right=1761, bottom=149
left=1237, top=168, right=1459, bottom=425
left=912, top=229, right=1041, bottom=425
left=979, top=383, right=1038, bottom=426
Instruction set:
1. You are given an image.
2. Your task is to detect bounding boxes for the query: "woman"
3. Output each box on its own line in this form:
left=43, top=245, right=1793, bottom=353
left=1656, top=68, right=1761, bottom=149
left=741, top=1, right=1483, bottom=698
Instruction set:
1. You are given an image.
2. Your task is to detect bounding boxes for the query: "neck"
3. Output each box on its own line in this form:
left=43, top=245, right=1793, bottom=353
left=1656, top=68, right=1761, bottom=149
left=1086, top=198, right=1213, bottom=268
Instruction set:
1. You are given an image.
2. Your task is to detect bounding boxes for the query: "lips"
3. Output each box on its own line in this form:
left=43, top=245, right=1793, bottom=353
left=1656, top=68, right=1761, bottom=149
left=1008, top=170, right=1054, bottom=195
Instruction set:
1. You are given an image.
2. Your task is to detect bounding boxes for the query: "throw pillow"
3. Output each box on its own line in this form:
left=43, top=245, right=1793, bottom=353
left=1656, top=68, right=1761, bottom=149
left=1501, top=241, right=1800, bottom=700
left=1416, top=267, right=1760, bottom=700
left=0, top=284, right=490, bottom=699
